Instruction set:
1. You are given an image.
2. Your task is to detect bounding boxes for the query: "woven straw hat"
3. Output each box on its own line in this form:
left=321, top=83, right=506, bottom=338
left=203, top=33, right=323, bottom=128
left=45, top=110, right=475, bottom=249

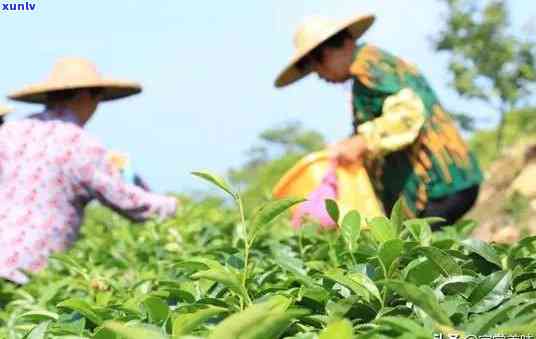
left=8, top=57, right=142, bottom=104
left=274, top=14, right=375, bottom=88
left=0, top=104, right=13, bottom=116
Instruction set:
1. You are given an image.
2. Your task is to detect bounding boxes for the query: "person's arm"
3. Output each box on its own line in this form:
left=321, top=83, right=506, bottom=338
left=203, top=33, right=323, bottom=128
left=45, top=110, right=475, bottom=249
left=69, top=128, right=176, bottom=222
left=348, top=45, right=426, bottom=158
left=133, top=174, right=151, bottom=191
left=357, top=88, right=426, bottom=157
left=106, top=150, right=151, bottom=191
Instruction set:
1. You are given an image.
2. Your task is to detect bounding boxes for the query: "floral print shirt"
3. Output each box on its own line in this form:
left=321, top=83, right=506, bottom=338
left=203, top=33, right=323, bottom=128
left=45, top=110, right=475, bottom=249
left=0, top=110, right=176, bottom=284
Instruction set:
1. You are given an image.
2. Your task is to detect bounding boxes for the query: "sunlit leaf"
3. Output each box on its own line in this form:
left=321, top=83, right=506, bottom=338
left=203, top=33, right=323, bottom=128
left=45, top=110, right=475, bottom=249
left=384, top=280, right=452, bottom=326
left=192, top=171, right=236, bottom=200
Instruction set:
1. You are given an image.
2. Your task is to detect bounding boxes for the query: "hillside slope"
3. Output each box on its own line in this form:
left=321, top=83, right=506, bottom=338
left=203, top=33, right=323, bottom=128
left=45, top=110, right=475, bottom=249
left=467, top=108, right=536, bottom=243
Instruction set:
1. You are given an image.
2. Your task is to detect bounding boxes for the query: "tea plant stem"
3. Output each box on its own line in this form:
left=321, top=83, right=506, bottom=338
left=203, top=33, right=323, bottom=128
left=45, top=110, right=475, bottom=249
left=382, top=286, right=389, bottom=308
left=349, top=252, right=357, bottom=268
left=328, top=240, right=339, bottom=267
left=236, top=194, right=252, bottom=307
left=299, top=231, right=305, bottom=258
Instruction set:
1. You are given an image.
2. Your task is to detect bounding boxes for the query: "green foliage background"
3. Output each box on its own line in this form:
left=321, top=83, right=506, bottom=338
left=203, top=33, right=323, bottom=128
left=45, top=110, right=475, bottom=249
left=227, top=122, right=325, bottom=213
left=2, top=116, right=536, bottom=338
left=470, top=107, right=536, bottom=167
left=4, top=173, right=536, bottom=339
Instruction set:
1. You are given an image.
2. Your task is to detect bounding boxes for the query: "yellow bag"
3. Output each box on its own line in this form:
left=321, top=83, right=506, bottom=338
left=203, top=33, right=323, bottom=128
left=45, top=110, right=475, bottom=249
left=273, top=150, right=385, bottom=228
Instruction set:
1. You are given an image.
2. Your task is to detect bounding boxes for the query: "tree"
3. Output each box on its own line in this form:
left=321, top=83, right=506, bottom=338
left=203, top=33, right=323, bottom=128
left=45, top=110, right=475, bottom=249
left=227, top=122, right=325, bottom=212
left=435, top=0, right=536, bottom=151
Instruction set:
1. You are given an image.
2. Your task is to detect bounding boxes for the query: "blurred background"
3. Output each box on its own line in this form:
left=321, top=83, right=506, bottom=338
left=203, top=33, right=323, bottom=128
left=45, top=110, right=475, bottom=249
left=0, top=0, right=534, bottom=194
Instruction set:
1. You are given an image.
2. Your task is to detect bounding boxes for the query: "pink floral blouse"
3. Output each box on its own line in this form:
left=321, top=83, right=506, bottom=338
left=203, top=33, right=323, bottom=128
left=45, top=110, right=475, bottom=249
left=0, top=110, right=177, bottom=284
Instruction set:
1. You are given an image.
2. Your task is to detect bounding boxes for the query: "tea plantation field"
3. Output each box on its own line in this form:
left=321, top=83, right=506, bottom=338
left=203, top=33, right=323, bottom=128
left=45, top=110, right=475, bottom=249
left=1, top=172, right=536, bottom=339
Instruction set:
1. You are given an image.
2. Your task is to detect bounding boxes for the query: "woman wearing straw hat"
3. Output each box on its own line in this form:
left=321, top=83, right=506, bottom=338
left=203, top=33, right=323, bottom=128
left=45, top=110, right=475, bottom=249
left=11, top=57, right=150, bottom=189
left=0, top=58, right=177, bottom=284
left=275, top=14, right=483, bottom=228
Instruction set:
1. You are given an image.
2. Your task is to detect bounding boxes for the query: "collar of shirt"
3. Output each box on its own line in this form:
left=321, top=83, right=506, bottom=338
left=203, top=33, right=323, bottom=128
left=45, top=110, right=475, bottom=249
left=29, top=108, right=83, bottom=127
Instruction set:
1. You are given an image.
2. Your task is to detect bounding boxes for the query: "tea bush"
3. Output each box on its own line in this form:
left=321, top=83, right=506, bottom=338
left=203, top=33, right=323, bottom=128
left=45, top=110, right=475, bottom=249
left=1, top=171, right=536, bottom=339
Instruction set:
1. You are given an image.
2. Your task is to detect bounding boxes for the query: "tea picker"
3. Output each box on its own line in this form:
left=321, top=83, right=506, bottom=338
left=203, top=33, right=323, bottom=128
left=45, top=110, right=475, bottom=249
left=273, top=13, right=483, bottom=230
left=0, top=57, right=177, bottom=284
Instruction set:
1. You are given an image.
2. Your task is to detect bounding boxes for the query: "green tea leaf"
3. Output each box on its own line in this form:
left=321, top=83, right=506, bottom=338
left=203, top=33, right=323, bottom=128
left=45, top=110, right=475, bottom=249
left=513, top=236, right=536, bottom=254
left=436, top=275, right=476, bottom=295
left=420, top=217, right=446, bottom=225
left=453, top=219, right=478, bottom=235
left=325, top=269, right=370, bottom=301
left=375, top=316, right=431, bottom=338
left=236, top=309, right=308, bottom=339
left=57, top=298, right=103, bottom=325
left=369, top=217, right=397, bottom=244
left=513, top=272, right=536, bottom=290
left=272, top=244, right=316, bottom=287
left=93, top=327, right=119, bottom=339
left=143, top=296, right=170, bottom=324
left=496, top=321, right=536, bottom=337
left=191, top=171, right=236, bottom=200
left=174, top=261, right=211, bottom=272
left=415, top=246, right=463, bottom=277
left=404, top=258, right=441, bottom=286
left=378, top=239, right=404, bottom=278
left=18, top=310, right=59, bottom=323
left=325, top=199, right=340, bottom=225
left=403, top=219, right=432, bottom=246
left=390, top=199, right=407, bottom=234
left=207, top=296, right=294, bottom=339
left=464, top=303, right=518, bottom=335
left=461, top=238, right=502, bottom=268
left=507, top=236, right=536, bottom=269
left=191, top=268, right=248, bottom=301
left=318, top=319, right=353, bottom=339
left=172, top=306, right=227, bottom=337
left=384, top=280, right=452, bottom=326
left=185, top=258, right=226, bottom=270
left=469, top=270, right=512, bottom=313
left=469, top=291, right=536, bottom=328
left=432, top=239, right=456, bottom=250
left=249, top=197, right=305, bottom=241
left=49, top=254, right=87, bottom=277
left=27, top=321, right=50, bottom=339
left=341, top=211, right=361, bottom=252
left=348, top=272, right=383, bottom=305
left=104, top=321, right=167, bottom=339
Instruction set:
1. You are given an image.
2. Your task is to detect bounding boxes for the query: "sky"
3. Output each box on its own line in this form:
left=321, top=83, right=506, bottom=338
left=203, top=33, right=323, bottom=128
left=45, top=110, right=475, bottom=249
left=0, top=0, right=534, bottom=194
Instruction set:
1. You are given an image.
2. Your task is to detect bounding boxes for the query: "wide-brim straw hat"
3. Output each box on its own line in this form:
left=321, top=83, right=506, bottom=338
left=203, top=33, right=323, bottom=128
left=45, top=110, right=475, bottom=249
left=8, top=57, right=142, bottom=104
left=274, top=14, right=375, bottom=88
left=0, top=104, right=13, bottom=116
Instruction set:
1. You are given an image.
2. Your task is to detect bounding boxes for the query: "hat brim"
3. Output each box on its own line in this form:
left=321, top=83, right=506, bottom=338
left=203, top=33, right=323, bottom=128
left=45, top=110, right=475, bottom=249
left=8, top=79, right=142, bottom=104
left=274, top=14, right=375, bottom=88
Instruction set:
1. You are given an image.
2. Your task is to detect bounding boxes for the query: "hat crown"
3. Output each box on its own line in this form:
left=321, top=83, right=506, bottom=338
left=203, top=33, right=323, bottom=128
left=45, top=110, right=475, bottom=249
left=275, top=13, right=374, bottom=87
left=293, top=16, right=339, bottom=53
left=47, top=57, right=102, bottom=84
left=9, top=57, right=142, bottom=103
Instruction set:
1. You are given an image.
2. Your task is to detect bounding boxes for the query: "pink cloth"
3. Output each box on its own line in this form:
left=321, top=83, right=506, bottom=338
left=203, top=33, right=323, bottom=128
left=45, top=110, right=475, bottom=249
left=0, top=110, right=177, bottom=284
left=291, top=167, right=338, bottom=230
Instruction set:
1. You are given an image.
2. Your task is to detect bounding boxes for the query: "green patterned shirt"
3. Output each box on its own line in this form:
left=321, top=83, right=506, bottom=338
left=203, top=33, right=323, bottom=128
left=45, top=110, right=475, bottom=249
left=350, top=43, right=483, bottom=216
